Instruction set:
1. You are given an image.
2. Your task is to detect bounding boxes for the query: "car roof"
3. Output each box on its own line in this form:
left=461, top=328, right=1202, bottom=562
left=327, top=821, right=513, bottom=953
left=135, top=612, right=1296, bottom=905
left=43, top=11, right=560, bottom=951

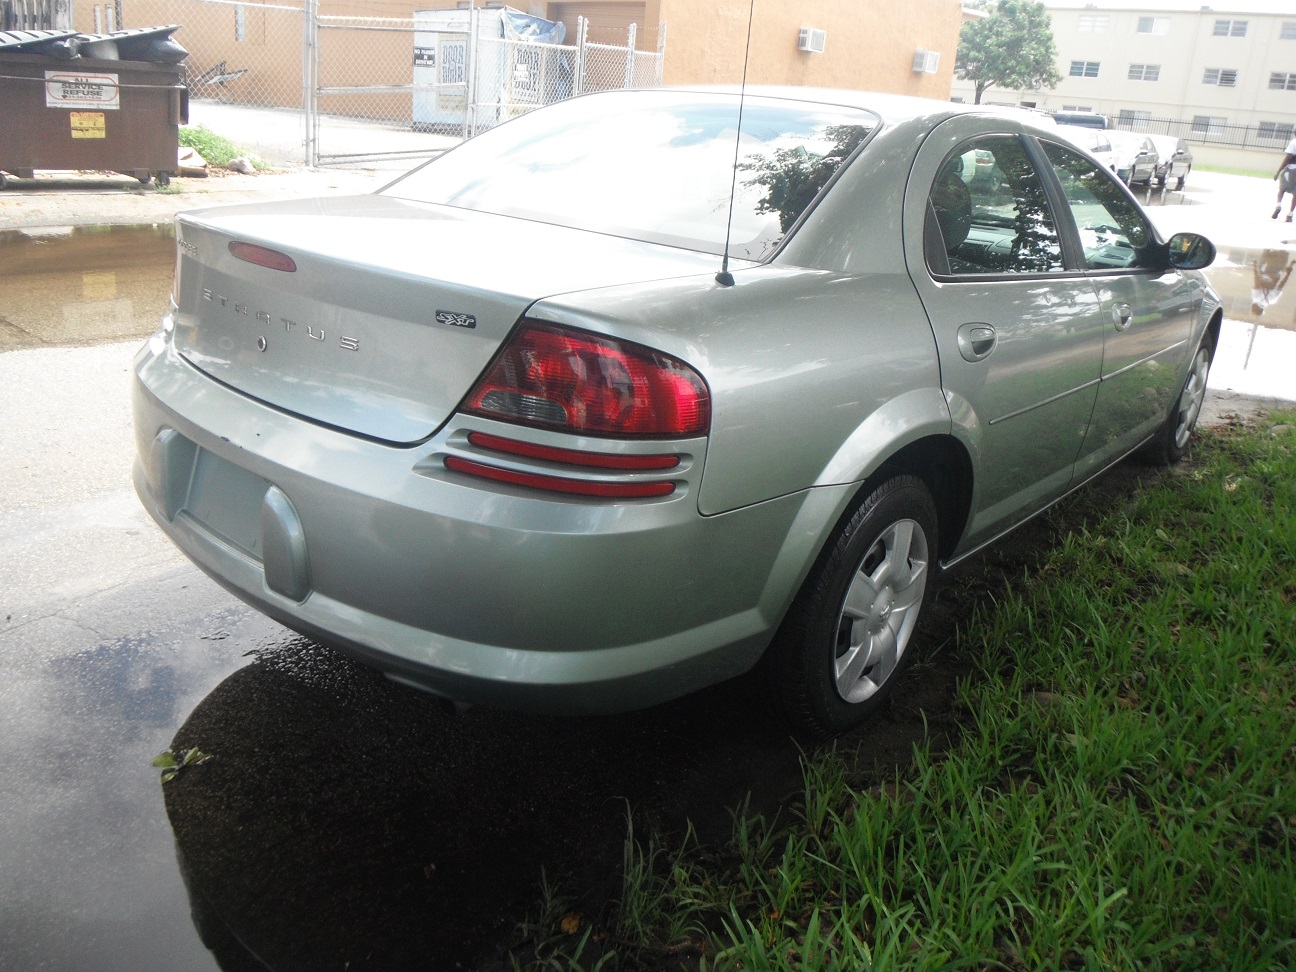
left=663, top=84, right=1060, bottom=132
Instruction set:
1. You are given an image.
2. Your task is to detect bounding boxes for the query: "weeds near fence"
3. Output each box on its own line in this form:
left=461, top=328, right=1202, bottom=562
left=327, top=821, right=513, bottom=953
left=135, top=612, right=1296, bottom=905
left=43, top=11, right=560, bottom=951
left=178, top=124, right=264, bottom=170
left=511, top=412, right=1296, bottom=970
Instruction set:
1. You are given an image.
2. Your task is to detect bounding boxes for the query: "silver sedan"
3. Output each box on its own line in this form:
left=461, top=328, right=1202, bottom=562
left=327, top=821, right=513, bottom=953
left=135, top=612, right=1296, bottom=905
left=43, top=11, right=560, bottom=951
left=132, top=88, right=1219, bottom=738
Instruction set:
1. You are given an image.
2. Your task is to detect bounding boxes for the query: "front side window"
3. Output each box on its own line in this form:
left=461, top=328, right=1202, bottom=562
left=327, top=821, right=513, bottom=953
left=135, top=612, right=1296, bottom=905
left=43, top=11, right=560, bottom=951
left=383, top=90, right=877, bottom=258
left=926, top=136, right=1064, bottom=276
left=1041, top=141, right=1157, bottom=271
left=1069, top=60, right=1100, bottom=78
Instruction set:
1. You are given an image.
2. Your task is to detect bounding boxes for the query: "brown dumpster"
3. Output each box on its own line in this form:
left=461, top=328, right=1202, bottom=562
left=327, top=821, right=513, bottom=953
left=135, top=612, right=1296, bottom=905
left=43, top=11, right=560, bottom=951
left=0, top=47, right=188, bottom=188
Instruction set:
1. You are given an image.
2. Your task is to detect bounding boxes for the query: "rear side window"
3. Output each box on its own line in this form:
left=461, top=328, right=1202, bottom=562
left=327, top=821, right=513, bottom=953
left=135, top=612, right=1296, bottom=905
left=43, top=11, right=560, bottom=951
left=1041, top=140, right=1158, bottom=271
left=925, top=135, right=1065, bottom=276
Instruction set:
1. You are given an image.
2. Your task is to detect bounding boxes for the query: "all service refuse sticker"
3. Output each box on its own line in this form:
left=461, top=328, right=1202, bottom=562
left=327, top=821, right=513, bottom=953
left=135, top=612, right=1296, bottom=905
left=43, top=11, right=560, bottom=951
left=45, top=71, right=120, bottom=110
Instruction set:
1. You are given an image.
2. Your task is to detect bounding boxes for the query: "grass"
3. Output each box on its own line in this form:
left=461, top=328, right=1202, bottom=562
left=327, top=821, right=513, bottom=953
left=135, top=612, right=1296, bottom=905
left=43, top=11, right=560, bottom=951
left=177, top=124, right=265, bottom=169
left=509, top=412, right=1296, bottom=971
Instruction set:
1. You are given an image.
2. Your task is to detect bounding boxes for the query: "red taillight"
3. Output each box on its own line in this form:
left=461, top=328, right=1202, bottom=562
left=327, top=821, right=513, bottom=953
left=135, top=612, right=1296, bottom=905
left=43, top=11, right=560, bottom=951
left=463, top=321, right=710, bottom=438
left=228, top=241, right=297, bottom=273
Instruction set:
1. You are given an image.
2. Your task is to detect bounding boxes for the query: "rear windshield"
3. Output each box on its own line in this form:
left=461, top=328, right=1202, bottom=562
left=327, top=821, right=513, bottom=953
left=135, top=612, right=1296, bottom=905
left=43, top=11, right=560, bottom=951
left=381, top=90, right=878, bottom=258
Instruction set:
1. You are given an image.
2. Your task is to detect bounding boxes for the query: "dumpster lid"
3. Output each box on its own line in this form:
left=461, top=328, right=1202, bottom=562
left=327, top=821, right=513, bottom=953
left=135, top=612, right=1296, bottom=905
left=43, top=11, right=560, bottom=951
left=81, top=25, right=187, bottom=64
left=0, top=25, right=186, bottom=64
left=0, top=29, right=79, bottom=52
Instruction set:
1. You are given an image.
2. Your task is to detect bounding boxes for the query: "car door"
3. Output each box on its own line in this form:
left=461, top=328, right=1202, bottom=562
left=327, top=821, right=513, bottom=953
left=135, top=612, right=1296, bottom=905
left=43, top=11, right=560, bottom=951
left=904, top=118, right=1107, bottom=556
left=1038, top=138, right=1201, bottom=479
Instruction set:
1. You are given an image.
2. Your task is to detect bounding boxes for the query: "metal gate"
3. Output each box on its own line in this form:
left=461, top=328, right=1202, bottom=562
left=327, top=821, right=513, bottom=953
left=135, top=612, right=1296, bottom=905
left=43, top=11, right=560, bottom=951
left=307, top=7, right=664, bottom=166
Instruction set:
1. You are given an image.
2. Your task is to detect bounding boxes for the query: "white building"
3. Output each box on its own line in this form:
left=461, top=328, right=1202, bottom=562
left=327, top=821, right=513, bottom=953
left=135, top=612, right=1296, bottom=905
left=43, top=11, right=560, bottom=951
left=951, top=1, right=1296, bottom=166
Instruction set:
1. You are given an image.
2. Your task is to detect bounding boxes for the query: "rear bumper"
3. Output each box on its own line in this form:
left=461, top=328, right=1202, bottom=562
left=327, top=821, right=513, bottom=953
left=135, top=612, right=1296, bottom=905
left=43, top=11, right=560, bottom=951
left=132, top=337, right=848, bottom=713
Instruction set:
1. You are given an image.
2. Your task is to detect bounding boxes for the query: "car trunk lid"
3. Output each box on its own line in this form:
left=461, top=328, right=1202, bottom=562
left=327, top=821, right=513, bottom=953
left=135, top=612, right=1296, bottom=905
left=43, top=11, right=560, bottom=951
left=171, top=195, right=724, bottom=443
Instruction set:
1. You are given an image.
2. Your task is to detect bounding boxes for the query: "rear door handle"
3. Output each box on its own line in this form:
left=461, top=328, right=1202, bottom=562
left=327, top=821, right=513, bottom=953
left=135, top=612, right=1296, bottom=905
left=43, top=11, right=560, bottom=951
left=957, top=322, right=997, bottom=362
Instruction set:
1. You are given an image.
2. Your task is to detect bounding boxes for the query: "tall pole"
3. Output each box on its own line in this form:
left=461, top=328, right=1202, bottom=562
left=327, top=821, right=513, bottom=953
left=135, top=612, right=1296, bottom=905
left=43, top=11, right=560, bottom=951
left=303, top=0, right=317, bottom=166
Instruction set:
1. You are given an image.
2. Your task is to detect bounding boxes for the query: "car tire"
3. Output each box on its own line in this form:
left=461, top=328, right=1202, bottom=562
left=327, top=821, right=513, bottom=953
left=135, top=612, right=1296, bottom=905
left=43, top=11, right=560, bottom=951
left=1145, top=338, right=1212, bottom=465
left=771, top=475, right=938, bottom=740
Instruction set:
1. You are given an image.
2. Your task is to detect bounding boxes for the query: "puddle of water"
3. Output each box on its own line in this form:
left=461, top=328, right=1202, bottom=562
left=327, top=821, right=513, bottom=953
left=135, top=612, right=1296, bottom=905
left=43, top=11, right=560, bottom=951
left=0, top=224, right=174, bottom=351
left=1210, top=318, right=1296, bottom=402
left=0, top=605, right=271, bottom=972
left=1201, top=246, right=1296, bottom=403
left=1205, top=246, right=1296, bottom=332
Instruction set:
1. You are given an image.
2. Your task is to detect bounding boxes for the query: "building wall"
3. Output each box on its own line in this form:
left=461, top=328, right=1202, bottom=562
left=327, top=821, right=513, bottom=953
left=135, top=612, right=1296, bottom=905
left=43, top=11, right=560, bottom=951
left=549, top=1, right=652, bottom=46
left=654, top=0, right=960, bottom=97
left=106, top=0, right=464, bottom=114
left=103, top=0, right=313, bottom=108
left=106, top=0, right=962, bottom=116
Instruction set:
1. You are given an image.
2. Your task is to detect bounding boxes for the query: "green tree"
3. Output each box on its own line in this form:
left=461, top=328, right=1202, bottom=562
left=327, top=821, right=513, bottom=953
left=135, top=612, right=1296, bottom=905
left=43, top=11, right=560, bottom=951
left=956, top=0, right=1063, bottom=104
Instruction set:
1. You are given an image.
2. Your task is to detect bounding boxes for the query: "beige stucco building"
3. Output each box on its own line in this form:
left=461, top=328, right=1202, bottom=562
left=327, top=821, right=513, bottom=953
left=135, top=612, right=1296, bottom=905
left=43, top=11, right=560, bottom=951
left=949, top=1, right=1296, bottom=166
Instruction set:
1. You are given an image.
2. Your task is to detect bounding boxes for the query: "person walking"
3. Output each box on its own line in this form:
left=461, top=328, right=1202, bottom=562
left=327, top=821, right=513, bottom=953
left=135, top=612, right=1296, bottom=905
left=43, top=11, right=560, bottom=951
left=1273, top=135, right=1296, bottom=221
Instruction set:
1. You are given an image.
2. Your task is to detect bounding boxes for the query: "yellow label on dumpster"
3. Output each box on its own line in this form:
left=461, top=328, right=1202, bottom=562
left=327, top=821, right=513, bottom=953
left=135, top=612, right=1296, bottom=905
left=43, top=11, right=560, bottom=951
left=70, top=112, right=107, bottom=139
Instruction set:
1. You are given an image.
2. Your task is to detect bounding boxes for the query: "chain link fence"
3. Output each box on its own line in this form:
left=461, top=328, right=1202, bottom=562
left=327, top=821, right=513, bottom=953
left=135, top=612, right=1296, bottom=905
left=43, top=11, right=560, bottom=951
left=108, top=1, right=662, bottom=166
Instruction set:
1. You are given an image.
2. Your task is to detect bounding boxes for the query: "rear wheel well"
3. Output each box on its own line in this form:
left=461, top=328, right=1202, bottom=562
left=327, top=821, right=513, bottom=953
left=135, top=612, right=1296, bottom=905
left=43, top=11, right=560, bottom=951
left=867, top=435, right=973, bottom=566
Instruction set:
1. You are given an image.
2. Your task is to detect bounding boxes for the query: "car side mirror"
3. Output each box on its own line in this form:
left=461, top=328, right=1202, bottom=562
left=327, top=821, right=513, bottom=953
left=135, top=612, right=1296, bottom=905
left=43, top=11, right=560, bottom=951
left=1167, top=232, right=1215, bottom=270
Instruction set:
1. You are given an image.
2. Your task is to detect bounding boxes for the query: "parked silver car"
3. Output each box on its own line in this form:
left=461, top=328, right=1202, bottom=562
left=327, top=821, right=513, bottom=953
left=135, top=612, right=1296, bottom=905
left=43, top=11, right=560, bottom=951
left=1054, top=124, right=1119, bottom=174
left=1148, top=134, right=1194, bottom=190
left=133, top=89, right=1220, bottom=738
left=1105, top=130, right=1161, bottom=186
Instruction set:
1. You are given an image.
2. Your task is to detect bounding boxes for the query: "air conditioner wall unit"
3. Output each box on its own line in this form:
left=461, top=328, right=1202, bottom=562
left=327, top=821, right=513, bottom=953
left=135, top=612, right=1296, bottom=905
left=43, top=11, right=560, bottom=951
left=798, top=27, right=826, bottom=53
left=912, top=49, right=940, bottom=73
